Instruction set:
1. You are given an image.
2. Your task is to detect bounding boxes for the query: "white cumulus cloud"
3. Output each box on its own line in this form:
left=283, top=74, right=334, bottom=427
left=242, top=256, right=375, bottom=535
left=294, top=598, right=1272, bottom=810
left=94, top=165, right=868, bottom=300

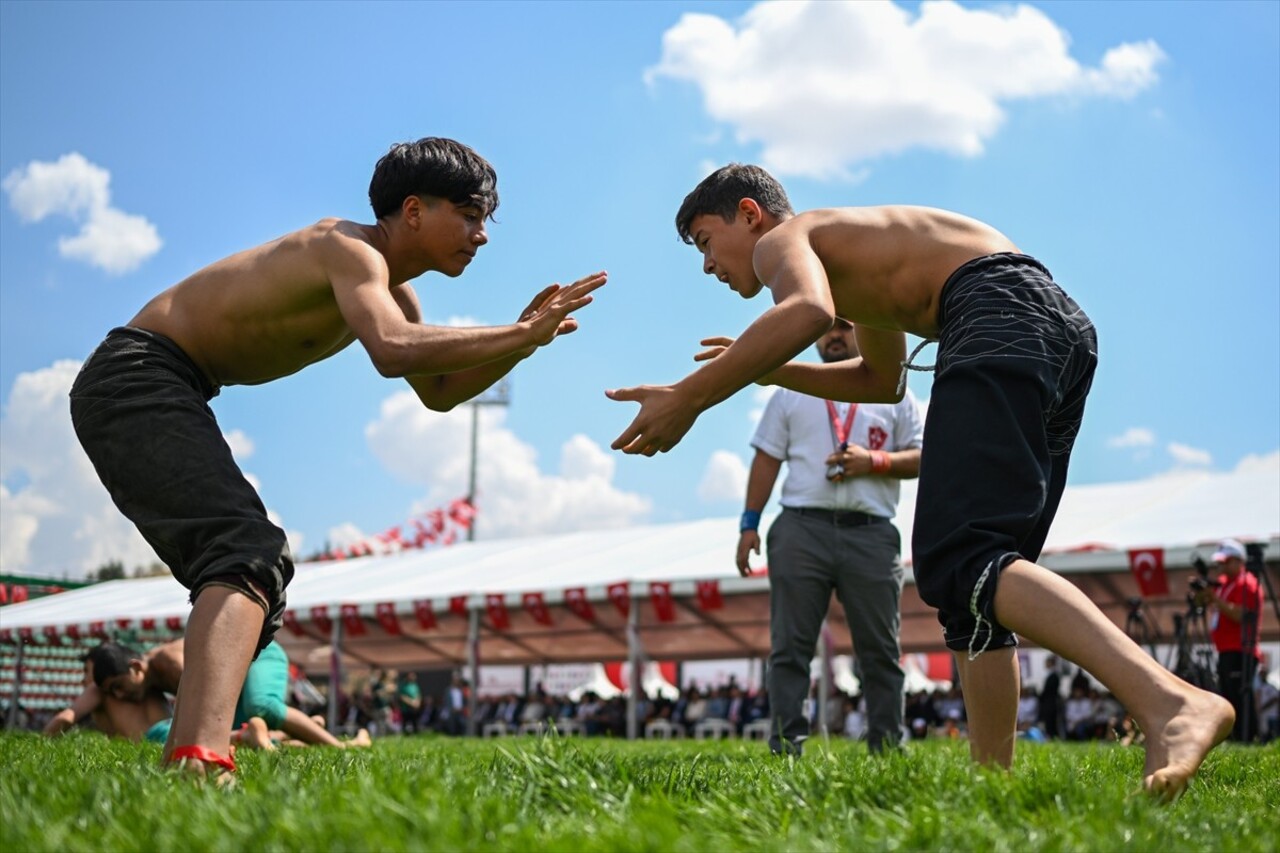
left=1107, top=427, right=1156, bottom=449
left=698, top=450, right=749, bottom=504
left=2, top=152, right=162, bottom=274
left=1167, top=442, right=1212, bottom=468
left=647, top=0, right=1166, bottom=178
left=363, top=391, right=651, bottom=538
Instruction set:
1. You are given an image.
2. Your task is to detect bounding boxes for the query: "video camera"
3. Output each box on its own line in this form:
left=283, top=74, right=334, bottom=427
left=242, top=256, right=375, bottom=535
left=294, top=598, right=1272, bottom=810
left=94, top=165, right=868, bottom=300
left=1189, top=555, right=1222, bottom=593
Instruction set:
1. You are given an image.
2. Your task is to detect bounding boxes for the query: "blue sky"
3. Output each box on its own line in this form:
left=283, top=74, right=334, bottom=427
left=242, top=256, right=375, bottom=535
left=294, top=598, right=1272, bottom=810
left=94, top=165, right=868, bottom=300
left=1, top=1, right=1277, bottom=579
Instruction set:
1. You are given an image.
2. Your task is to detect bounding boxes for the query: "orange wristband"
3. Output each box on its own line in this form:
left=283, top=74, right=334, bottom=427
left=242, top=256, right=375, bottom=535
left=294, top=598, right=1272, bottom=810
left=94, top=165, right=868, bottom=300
left=870, top=451, right=891, bottom=474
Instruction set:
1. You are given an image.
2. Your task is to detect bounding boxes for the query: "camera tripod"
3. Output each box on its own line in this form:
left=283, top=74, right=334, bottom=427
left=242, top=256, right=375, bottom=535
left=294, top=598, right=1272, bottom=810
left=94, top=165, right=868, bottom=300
left=1123, top=596, right=1163, bottom=662
left=1170, top=596, right=1217, bottom=691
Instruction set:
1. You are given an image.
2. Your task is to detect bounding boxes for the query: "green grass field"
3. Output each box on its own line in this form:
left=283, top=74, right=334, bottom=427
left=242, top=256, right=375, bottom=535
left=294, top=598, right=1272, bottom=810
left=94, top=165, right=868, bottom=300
left=1, top=732, right=1276, bottom=852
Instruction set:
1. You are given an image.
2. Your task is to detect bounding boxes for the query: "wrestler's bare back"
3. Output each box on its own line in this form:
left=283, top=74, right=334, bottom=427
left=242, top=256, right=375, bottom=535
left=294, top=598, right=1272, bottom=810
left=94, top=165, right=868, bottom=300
left=770, top=206, right=1019, bottom=338
left=129, top=219, right=379, bottom=387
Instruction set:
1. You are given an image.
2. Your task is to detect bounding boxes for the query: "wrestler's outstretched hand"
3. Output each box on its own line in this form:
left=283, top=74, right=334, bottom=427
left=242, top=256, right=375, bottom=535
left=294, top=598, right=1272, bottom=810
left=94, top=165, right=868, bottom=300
left=606, top=383, right=699, bottom=456
left=520, top=271, right=607, bottom=347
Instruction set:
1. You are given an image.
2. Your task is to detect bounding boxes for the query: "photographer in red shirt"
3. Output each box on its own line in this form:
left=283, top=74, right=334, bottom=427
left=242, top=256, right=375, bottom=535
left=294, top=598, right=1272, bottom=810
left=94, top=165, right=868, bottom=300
left=1192, top=539, right=1263, bottom=741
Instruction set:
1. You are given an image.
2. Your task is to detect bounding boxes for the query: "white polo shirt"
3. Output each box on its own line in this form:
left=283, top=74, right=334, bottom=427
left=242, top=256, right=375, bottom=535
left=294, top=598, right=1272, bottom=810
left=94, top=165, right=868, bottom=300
left=750, top=388, right=924, bottom=519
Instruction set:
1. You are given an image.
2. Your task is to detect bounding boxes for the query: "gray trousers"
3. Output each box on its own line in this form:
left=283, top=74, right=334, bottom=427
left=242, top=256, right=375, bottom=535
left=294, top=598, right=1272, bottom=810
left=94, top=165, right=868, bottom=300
left=766, top=509, right=906, bottom=753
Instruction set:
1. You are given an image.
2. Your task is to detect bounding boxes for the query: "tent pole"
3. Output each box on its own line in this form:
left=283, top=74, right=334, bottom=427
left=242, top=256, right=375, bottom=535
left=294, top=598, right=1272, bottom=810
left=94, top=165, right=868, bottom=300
left=466, top=607, right=480, bottom=737
left=626, top=593, right=639, bottom=741
left=327, top=615, right=343, bottom=734
left=6, top=641, right=24, bottom=729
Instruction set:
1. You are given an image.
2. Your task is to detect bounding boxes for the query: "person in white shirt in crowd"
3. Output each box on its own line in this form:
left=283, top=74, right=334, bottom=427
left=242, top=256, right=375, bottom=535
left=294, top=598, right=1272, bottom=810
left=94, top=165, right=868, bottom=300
left=737, top=318, right=924, bottom=755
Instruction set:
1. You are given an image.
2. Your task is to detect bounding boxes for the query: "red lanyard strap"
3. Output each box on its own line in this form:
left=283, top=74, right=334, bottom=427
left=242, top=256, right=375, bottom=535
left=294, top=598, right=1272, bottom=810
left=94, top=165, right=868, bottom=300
left=824, top=400, right=857, bottom=449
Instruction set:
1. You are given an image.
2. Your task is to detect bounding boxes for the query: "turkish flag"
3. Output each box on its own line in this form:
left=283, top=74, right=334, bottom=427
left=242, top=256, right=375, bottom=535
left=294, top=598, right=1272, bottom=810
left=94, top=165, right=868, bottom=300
left=0, top=585, right=8, bottom=604
left=564, top=587, right=595, bottom=622
left=12, top=585, right=28, bottom=603
left=449, top=497, right=477, bottom=528
left=486, top=594, right=510, bottom=630
left=340, top=604, right=366, bottom=636
left=89, top=621, right=106, bottom=638
left=0, top=629, right=11, bottom=644
left=116, top=619, right=132, bottom=631
left=141, top=618, right=157, bottom=631
left=42, top=625, right=62, bottom=645
left=413, top=599, right=437, bottom=631
left=310, top=606, right=333, bottom=635
left=18, top=627, right=35, bottom=643
left=523, top=591, right=553, bottom=626
left=449, top=596, right=469, bottom=618
left=66, top=624, right=82, bottom=641
left=695, top=579, right=723, bottom=611
left=1127, top=548, right=1169, bottom=597
left=375, top=602, right=402, bottom=635
left=282, top=610, right=306, bottom=637
left=650, top=582, right=676, bottom=623
left=165, top=616, right=183, bottom=632
left=607, top=582, right=630, bottom=618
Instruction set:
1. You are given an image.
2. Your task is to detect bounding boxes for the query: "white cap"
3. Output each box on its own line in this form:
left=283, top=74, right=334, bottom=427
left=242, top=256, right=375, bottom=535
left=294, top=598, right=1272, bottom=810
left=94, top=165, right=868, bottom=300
left=1212, top=538, right=1246, bottom=562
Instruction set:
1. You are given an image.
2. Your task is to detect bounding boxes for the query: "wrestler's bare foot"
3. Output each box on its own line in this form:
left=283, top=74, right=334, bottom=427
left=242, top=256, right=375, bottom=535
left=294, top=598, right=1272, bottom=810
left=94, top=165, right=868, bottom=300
left=344, top=728, right=373, bottom=748
left=1140, top=686, right=1234, bottom=802
left=231, top=717, right=276, bottom=751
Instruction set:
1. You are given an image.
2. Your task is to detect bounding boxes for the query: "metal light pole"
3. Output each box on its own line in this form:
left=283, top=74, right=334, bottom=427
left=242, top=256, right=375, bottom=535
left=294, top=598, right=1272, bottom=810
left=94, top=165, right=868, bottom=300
left=466, top=380, right=511, bottom=542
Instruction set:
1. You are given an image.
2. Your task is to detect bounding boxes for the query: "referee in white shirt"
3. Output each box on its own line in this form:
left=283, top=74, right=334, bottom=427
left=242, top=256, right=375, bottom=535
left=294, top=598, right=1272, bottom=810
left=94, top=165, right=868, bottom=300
left=738, top=318, right=924, bottom=755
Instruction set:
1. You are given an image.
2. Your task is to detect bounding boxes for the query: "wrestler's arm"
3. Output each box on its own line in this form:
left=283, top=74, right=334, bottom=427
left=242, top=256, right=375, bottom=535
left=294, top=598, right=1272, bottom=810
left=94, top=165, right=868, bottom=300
left=146, top=641, right=185, bottom=695
left=43, top=683, right=103, bottom=736
left=609, top=233, right=834, bottom=455
left=766, top=324, right=907, bottom=403
left=388, top=283, right=529, bottom=411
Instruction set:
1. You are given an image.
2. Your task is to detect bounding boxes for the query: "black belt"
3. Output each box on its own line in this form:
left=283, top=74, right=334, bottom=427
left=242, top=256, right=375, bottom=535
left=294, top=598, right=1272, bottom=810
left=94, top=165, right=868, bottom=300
left=785, top=507, right=888, bottom=526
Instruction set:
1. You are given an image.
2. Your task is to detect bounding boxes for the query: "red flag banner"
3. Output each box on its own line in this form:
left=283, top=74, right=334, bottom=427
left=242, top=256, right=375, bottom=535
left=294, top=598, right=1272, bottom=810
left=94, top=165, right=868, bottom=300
left=42, top=625, right=62, bottom=644
left=89, top=621, right=106, bottom=638
left=141, top=618, right=157, bottom=631
left=65, top=624, right=82, bottom=641
left=607, top=582, right=630, bottom=618
left=0, top=584, right=8, bottom=605
left=449, top=596, right=469, bottom=618
left=340, top=604, right=366, bottom=636
left=0, top=628, right=11, bottom=644
left=1127, top=548, right=1169, bottom=597
left=165, top=616, right=183, bottom=632
left=115, top=619, right=132, bottom=631
left=650, top=581, right=676, bottom=623
left=413, top=599, right=437, bottom=631
left=375, top=602, right=402, bottom=635
left=522, top=591, right=553, bottom=626
left=564, top=587, right=595, bottom=622
left=695, top=579, right=724, bottom=611
left=310, top=606, right=333, bottom=635
left=449, top=497, right=477, bottom=529
left=12, top=585, right=28, bottom=603
left=486, top=594, right=510, bottom=630
left=282, top=610, right=305, bottom=637
left=18, top=627, right=34, bottom=643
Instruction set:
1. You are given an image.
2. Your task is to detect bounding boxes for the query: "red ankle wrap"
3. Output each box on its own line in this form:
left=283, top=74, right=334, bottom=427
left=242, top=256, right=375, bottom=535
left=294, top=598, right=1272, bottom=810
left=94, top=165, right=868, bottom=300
left=170, top=745, right=237, bottom=773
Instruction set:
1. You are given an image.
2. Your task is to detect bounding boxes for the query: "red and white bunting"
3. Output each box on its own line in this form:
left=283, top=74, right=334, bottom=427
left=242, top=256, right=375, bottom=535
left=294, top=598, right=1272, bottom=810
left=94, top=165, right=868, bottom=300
left=165, top=616, right=183, bottom=632
left=486, top=594, right=510, bottom=631
left=282, top=610, right=306, bottom=637
left=1127, top=547, right=1169, bottom=598
left=18, top=627, right=34, bottom=643
left=564, top=587, right=595, bottom=622
left=65, top=624, right=82, bottom=641
left=375, top=602, right=402, bottom=635
left=141, top=618, right=157, bottom=631
left=413, top=599, right=437, bottom=631
left=42, top=625, right=62, bottom=645
left=522, top=591, right=553, bottom=626
left=650, top=582, right=676, bottom=623
left=115, top=619, right=132, bottom=632
left=449, top=596, right=469, bottom=618
left=340, top=604, right=366, bottom=636
left=607, top=582, right=630, bottom=618
left=310, top=606, right=333, bottom=635
left=89, top=621, right=107, bottom=638
left=449, top=497, right=477, bottom=529
left=319, top=495, right=477, bottom=561
left=695, top=579, right=723, bottom=611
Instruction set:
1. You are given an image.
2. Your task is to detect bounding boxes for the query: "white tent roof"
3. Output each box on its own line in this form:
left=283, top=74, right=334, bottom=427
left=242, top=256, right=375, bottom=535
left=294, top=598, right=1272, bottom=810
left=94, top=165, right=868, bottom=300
left=2, top=458, right=1276, bottom=669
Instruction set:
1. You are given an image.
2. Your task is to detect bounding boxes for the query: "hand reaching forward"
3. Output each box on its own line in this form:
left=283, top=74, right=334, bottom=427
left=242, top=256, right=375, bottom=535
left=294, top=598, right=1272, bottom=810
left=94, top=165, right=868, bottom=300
left=520, top=271, right=607, bottom=348
left=606, top=384, right=699, bottom=456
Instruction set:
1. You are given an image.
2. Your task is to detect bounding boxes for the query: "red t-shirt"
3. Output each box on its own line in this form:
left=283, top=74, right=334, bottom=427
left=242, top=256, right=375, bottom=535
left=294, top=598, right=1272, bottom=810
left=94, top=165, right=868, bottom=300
left=1209, top=570, right=1262, bottom=655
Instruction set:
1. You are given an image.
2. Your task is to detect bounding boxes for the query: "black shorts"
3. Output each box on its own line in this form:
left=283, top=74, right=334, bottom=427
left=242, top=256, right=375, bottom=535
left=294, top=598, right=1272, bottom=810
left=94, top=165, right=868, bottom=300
left=68, top=327, right=292, bottom=653
left=911, top=254, right=1097, bottom=655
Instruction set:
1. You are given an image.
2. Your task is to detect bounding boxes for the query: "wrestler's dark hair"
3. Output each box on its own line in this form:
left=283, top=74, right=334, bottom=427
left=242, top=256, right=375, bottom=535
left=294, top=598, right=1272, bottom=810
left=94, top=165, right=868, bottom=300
left=84, top=642, right=139, bottom=687
left=369, top=137, right=499, bottom=221
left=675, top=163, right=794, bottom=244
